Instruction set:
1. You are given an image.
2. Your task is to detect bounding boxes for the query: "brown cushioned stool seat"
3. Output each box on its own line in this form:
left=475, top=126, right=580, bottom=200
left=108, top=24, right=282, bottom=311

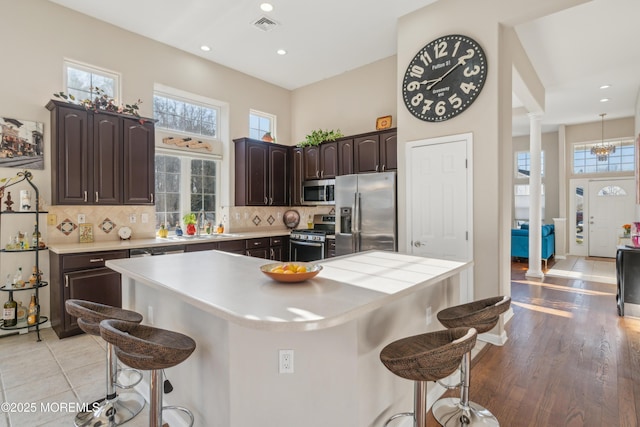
left=100, top=319, right=197, bottom=427
left=65, top=299, right=145, bottom=427
left=432, top=296, right=511, bottom=427
left=380, top=327, right=477, bottom=427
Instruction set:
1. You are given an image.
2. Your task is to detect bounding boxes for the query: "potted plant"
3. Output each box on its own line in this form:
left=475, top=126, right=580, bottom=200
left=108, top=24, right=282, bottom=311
left=297, top=129, right=344, bottom=147
left=183, top=213, right=197, bottom=235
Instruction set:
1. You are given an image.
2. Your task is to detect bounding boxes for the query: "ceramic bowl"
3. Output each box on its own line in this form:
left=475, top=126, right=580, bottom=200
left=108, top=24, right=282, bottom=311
left=260, top=262, right=322, bottom=283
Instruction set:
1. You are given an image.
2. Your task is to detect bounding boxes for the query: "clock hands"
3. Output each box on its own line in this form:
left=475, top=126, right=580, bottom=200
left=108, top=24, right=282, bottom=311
left=426, top=57, right=465, bottom=90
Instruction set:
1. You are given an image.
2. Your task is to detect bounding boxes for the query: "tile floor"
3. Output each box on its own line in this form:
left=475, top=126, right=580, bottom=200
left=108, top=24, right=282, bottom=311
left=0, top=328, right=150, bottom=427
left=545, top=255, right=616, bottom=284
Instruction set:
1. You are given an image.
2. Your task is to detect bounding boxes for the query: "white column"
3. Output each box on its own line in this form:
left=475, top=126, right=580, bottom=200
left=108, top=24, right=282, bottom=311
left=527, top=113, right=544, bottom=279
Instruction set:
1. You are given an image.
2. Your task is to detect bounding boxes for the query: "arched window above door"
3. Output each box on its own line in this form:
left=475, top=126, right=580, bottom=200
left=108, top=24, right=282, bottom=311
left=597, top=185, right=627, bottom=196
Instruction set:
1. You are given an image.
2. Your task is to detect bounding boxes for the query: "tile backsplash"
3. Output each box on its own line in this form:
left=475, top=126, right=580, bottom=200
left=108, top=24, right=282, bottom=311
left=46, top=205, right=156, bottom=244
left=226, top=206, right=334, bottom=232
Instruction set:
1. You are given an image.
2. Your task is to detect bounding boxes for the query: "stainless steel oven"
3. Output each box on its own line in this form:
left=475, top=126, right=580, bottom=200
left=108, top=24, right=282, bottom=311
left=289, top=215, right=335, bottom=262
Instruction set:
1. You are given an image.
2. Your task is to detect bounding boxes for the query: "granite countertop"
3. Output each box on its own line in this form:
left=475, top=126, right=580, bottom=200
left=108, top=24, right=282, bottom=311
left=48, top=229, right=292, bottom=254
left=106, top=250, right=472, bottom=332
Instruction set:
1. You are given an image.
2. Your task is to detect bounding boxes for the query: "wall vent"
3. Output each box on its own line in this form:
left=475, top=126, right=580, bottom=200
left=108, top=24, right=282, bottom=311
left=252, top=16, right=279, bottom=32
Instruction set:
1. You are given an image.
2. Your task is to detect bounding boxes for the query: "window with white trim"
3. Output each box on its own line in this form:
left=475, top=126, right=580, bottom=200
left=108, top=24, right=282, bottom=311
left=64, top=60, right=119, bottom=101
left=153, top=86, right=223, bottom=232
left=573, top=139, right=635, bottom=174
left=249, top=110, right=275, bottom=140
left=515, top=151, right=544, bottom=178
left=514, top=184, right=545, bottom=225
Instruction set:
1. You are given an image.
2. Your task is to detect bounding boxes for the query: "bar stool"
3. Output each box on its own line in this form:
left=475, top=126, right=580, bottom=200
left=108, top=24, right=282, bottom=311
left=65, top=299, right=146, bottom=427
left=432, top=296, right=511, bottom=427
left=100, top=319, right=197, bottom=427
left=380, top=327, right=477, bottom=427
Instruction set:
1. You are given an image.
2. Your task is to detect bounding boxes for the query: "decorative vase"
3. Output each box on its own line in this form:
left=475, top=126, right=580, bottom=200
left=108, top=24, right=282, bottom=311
left=186, top=224, right=196, bottom=235
left=632, top=222, right=640, bottom=248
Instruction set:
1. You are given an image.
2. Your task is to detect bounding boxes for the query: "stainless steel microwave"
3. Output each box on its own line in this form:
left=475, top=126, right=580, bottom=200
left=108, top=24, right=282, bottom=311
left=302, top=179, right=335, bottom=205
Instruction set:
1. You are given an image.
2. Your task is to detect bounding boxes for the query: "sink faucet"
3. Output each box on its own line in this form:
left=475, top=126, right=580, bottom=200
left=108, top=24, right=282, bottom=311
left=196, top=210, right=204, bottom=236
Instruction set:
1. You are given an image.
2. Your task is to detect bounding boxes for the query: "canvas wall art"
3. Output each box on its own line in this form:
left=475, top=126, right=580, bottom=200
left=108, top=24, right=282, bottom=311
left=0, top=117, right=44, bottom=170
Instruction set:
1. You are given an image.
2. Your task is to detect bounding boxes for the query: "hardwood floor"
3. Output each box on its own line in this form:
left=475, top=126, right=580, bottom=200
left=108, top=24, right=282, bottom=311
left=426, top=260, right=640, bottom=426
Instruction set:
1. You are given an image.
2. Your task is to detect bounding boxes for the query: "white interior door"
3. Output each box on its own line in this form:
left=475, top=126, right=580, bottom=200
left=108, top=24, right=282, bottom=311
left=407, top=135, right=470, bottom=261
left=588, top=178, right=635, bottom=258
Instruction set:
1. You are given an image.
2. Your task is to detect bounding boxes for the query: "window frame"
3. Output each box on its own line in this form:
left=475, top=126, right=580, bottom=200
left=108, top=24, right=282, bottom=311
left=572, top=138, right=636, bottom=175
left=249, top=109, right=276, bottom=141
left=63, top=59, right=121, bottom=101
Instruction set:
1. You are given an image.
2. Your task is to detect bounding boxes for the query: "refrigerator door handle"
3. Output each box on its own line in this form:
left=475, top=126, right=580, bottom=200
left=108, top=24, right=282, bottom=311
left=356, top=192, right=362, bottom=252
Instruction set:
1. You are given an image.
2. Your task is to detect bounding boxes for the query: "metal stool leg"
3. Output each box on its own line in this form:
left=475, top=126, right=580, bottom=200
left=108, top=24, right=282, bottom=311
left=74, top=343, right=145, bottom=427
left=431, top=351, right=499, bottom=426
left=383, top=381, right=428, bottom=427
left=148, top=369, right=195, bottom=427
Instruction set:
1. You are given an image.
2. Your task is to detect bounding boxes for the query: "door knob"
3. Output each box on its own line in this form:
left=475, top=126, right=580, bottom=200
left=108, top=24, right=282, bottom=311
left=414, top=241, right=424, bottom=247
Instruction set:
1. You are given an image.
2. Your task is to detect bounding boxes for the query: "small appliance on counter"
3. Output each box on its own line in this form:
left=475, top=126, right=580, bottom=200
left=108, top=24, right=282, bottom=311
left=335, top=172, right=397, bottom=256
left=289, top=214, right=335, bottom=262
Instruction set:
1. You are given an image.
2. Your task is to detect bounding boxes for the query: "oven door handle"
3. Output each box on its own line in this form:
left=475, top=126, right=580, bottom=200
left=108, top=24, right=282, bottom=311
left=291, top=240, right=324, bottom=248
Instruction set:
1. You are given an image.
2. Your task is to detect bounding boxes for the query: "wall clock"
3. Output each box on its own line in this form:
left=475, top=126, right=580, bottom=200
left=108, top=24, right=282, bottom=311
left=402, top=34, right=487, bottom=122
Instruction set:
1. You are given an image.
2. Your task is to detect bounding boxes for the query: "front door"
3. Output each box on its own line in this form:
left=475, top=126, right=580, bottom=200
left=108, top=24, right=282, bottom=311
left=407, top=135, right=471, bottom=261
left=588, top=178, right=635, bottom=258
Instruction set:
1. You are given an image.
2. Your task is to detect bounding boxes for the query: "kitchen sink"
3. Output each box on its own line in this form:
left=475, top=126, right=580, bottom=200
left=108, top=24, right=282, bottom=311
left=160, top=233, right=243, bottom=241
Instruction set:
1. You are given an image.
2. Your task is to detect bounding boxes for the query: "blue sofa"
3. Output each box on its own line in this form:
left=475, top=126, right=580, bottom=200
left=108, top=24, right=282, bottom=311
left=511, top=224, right=555, bottom=267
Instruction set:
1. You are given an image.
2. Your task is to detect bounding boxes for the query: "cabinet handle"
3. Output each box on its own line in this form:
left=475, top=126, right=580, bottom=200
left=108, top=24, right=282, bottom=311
left=150, top=193, right=154, bottom=203
left=254, top=242, right=260, bottom=246
left=83, top=191, right=87, bottom=202
left=89, top=258, right=105, bottom=263
left=64, top=275, right=69, bottom=288
left=95, top=192, right=99, bottom=203
left=320, top=170, right=324, bottom=178
left=375, top=165, right=379, bottom=172
left=382, top=164, right=386, bottom=171
left=269, top=197, right=273, bottom=205
left=316, top=171, right=320, bottom=178
left=264, top=197, right=268, bottom=205
left=270, top=248, right=274, bottom=259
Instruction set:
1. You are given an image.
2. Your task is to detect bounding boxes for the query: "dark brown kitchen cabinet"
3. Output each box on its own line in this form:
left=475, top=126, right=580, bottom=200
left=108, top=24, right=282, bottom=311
left=338, top=138, right=354, bottom=176
left=291, top=147, right=304, bottom=206
left=46, top=99, right=155, bottom=205
left=50, top=250, right=128, bottom=338
left=269, top=236, right=288, bottom=261
left=234, top=138, right=289, bottom=206
left=304, top=142, right=337, bottom=180
left=354, top=130, right=397, bottom=173
left=245, top=237, right=269, bottom=258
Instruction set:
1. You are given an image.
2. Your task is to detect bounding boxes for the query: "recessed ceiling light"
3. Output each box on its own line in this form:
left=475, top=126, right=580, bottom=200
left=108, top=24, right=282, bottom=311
left=277, top=49, right=287, bottom=55
left=200, top=45, right=211, bottom=52
left=600, top=84, right=610, bottom=89
left=260, top=3, right=274, bottom=12
left=600, top=98, right=610, bottom=103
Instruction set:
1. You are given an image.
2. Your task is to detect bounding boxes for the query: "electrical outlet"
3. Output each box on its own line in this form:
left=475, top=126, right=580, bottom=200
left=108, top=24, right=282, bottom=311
left=141, top=213, right=149, bottom=223
left=279, top=349, right=294, bottom=374
left=47, top=214, right=57, bottom=226
left=129, top=214, right=136, bottom=224
left=426, top=306, right=432, bottom=326
left=77, top=214, right=86, bottom=224
left=148, top=306, right=154, bottom=325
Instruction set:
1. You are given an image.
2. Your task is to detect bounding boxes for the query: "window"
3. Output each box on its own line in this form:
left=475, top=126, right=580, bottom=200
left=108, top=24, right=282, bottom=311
left=515, top=151, right=544, bottom=178
left=573, top=139, right=635, bottom=174
left=155, top=153, right=218, bottom=231
left=597, top=185, right=627, bottom=196
left=249, top=110, right=275, bottom=140
left=154, top=93, right=218, bottom=138
left=153, top=86, right=224, bottom=232
left=64, top=60, right=119, bottom=101
left=514, top=184, right=545, bottom=224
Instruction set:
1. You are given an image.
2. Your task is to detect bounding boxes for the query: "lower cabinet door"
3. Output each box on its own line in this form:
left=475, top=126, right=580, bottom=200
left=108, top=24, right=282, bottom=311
left=64, top=267, right=122, bottom=334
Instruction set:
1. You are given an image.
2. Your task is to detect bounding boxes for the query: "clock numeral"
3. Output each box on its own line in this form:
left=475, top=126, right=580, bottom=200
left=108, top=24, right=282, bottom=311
left=458, top=49, right=475, bottom=65
left=411, top=93, right=424, bottom=107
left=409, top=64, right=424, bottom=78
left=434, top=41, right=448, bottom=59
left=464, top=65, right=481, bottom=77
left=435, top=100, right=447, bottom=116
left=406, top=81, right=421, bottom=91
left=460, top=81, right=477, bottom=94
left=420, top=52, right=432, bottom=67
left=452, top=40, right=461, bottom=57
left=421, top=99, right=434, bottom=115
left=448, top=94, right=462, bottom=109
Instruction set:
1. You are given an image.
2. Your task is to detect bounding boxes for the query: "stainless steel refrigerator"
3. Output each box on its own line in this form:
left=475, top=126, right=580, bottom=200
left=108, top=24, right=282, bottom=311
left=335, top=172, right=397, bottom=256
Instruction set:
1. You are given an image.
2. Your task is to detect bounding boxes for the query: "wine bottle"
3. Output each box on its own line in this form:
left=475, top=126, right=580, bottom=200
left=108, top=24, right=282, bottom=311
left=27, top=294, right=38, bottom=326
left=3, top=291, right=17, bottom=327
left=32, top=222, right=41, bottom=247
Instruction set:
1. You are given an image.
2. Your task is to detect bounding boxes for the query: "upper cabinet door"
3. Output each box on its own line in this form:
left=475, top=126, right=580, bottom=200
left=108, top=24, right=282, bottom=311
left=123, top=118, right=155, bottom=204
left=291, top=147, right=304, bottom=206
left=269, top=145, right=289, bottom=206
left=379, top=131, right=397, bottom=172
left=320, top=142, right=338, bottom=179
left=93, top=114, right=121, bottom=204
left=303, top=146, right=320, bottom=180
left=54, top=106, right=91, bottom=205
left=246, top=141, right=269, bottom=205
left=338, top=139, right=354, bottom=176
left=354, top=135, right=379, bottom=173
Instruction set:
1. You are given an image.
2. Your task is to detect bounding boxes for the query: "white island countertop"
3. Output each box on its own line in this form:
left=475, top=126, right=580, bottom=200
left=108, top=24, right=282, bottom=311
left=106, top=250, right=471, bottom=332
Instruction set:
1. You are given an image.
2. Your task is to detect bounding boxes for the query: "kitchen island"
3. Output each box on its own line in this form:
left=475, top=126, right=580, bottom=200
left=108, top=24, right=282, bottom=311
left=106, top=250, right=472, bottom=427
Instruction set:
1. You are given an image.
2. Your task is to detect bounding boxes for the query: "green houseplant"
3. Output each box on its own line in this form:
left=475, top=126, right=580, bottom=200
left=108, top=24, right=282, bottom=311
left=297, top=129, right=344, bottom=147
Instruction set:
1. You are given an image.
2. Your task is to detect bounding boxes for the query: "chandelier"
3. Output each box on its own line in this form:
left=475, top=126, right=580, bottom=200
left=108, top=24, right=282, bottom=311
left=591, top=113, right=615, bottom=161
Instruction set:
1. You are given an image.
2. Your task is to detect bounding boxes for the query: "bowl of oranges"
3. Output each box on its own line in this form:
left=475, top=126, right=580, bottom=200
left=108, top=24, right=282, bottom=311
left=260, top=262, right=322, bottom=283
